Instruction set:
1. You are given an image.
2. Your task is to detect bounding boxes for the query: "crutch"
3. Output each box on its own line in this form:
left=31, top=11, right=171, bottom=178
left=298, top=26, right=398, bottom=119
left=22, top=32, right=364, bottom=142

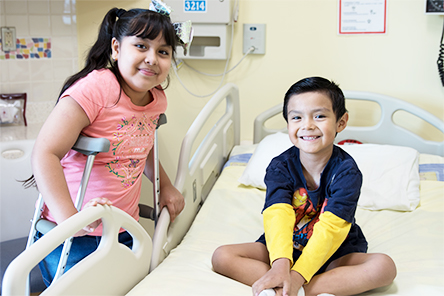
left=25, top=136, right=110, bottom=292
left=138, top=113, right=167, bottom=225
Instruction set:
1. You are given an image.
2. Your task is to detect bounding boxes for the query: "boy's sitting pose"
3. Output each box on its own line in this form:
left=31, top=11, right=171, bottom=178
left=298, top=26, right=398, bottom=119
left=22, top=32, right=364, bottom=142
left=212, top=77, right=396, bottom=296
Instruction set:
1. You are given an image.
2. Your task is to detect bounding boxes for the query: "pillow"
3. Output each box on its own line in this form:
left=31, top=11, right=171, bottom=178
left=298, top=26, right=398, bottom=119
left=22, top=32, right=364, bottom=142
left=238, top=132, right=293, bottom=189
left=340, top=144, right=420, bottom=211
left=239, top=132, right=420, bottom=211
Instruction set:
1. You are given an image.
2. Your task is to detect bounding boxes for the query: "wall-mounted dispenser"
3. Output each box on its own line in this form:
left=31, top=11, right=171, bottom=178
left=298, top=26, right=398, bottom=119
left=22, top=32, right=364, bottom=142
left=167, top=0, right=234, bottom=60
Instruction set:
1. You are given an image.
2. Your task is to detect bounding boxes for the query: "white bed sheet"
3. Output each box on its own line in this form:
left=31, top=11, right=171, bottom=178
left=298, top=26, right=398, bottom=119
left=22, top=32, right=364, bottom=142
left=126, top=146, right=444, bottom=296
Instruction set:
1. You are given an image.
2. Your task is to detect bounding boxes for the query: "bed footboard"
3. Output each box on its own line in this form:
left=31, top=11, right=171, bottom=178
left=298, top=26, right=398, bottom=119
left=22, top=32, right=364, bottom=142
left=150, top=83, right=240, bottom=270
left=2, top=205, right=152, bottom=296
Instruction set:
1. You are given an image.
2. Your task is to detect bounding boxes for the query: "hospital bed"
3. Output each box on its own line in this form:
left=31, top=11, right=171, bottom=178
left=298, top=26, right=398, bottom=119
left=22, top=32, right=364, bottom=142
left=2, top=83, right=444, bottom=296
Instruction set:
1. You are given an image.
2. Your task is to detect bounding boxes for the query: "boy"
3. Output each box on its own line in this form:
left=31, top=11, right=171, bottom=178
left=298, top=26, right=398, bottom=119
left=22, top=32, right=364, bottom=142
left=212, top=77, right=396, bottom=296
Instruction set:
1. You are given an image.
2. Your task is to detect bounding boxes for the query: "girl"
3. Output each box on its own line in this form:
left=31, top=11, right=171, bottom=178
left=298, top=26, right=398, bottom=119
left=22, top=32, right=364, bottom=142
left=31, top=2, right=189, bottom=286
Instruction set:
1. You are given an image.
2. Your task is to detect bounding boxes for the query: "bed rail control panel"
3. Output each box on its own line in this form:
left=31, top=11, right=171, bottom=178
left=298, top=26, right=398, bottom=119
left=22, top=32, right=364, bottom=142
left=193, top=179, right=197, bottom=202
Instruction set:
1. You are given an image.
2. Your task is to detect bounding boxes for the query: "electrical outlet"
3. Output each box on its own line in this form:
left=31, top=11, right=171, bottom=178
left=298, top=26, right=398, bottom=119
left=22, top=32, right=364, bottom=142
left=243, top=24, right=266, bottom=54
left=1, top=27, right=16, bottom=52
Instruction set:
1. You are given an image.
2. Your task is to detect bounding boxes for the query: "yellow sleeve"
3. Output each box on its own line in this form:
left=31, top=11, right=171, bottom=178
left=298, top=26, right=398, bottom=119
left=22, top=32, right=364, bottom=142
left=291, top=211, right=351, bottom=282
left=263, top=203, right=296, bottom=265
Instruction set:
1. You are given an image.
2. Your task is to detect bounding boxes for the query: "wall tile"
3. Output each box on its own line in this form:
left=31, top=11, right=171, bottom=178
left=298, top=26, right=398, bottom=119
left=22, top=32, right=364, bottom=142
left=72, top=14, right=77, bottom=35
left=0, top=83, right=10, bottom=93
left=8, top=60, right=31, bottom=82
left=4, top=0, right=28, bottom=15
left=0, top=37, right=52, bottom=60
left=52, top=80, right=63, bottom=98
left=0, top=0, right=77, bottom=126
left=26, top=101, right=55, bottom=124
left=0, top=2, right=5, bottom=25
left=30, top=59, right=53, bottom=80
left=51, top=14, right=72, bottom=36
left=28, top=1, right=50, bottom=15
left=0, top=62, right=9, bottom=83
left=50, top=0, right=69, bottom=14
left=7, top=82, right=32, bottom=95
left=29, top=15, right=51, bottom=36
left=51, top=36, right=75, bottom=58
left=52, top=58, right=74, bottom=79
left=31, top=81, right=57, bottom=102
left=5, top=15, right=30, bottom=36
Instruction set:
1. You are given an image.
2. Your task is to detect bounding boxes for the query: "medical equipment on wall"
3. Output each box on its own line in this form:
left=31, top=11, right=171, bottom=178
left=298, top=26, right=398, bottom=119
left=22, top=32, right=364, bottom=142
left=168, top=0, right=255, bottom=98
left=425, top=0, right=444, bottom=14
left=425, top=0, right=444, bottom=86
left=168, top=0, right=237, bottom=60
left=438, top=19, right=444, bottom=86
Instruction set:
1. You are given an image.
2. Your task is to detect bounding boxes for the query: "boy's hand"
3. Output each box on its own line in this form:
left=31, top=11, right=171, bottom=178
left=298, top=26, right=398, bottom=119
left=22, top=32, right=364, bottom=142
left=74, top=197, right=112, bottom=237
left=252, top=258, right=291, bottom=296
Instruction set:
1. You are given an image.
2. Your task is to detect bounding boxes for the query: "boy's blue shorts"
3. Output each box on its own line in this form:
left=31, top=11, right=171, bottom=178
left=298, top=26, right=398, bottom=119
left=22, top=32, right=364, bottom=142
left=256, top=224, right=368, bottom=276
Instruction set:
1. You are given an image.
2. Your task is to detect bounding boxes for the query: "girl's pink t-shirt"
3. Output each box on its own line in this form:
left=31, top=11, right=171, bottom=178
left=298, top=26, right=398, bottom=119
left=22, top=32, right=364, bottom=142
left=42, top=69, right=167, bottom=236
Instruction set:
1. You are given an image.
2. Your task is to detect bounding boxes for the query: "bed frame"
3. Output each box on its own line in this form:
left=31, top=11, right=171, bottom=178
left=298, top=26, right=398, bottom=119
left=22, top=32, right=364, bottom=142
left=2, top=84, right=442, bottom=296
left=254, top=91, right=444, bottom=155
left=150, top=83, right=240, bottom=270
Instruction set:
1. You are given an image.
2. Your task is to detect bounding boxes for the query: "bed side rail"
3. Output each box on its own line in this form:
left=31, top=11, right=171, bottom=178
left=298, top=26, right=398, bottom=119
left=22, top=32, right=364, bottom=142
left=150, top=83, right=240, bottom=271
left=253, top=91, right=444, bottom=155
left=2, top=205, right=152, bottom=296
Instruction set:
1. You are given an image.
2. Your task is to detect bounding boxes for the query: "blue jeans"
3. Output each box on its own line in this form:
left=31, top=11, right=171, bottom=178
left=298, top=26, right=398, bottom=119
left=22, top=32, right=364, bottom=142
left=35, top=231, right=133, bottom=287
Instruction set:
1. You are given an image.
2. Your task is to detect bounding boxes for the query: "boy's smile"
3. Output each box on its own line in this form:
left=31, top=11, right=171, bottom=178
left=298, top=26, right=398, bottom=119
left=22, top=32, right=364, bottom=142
left=287, top=91, right=348, bottom=159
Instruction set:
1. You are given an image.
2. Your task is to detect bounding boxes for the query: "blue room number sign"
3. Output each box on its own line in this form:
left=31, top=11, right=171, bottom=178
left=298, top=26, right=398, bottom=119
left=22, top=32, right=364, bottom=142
left=184, top=0, right=207, bottom=12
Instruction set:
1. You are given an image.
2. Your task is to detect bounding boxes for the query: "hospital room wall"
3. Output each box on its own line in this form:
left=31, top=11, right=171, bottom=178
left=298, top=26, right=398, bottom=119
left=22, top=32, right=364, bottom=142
left=77, top=0, right=444, bottom=184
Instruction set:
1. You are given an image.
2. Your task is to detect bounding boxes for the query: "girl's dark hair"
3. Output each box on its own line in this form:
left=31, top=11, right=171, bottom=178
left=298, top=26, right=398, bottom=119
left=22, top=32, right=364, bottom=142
left=282, top=77, right=347, bottom=122
left=58, top=7, right=178, bottom=101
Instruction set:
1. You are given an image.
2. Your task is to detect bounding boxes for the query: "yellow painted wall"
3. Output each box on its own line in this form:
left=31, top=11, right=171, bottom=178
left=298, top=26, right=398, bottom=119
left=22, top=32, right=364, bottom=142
left=77, top=0, right=444, bottom=184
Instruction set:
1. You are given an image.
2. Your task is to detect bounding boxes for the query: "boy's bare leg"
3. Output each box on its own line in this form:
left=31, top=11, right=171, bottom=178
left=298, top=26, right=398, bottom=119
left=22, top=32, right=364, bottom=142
left=212, top=242, right=271, bottom=286
left=304, top=253, right=396, bottom=296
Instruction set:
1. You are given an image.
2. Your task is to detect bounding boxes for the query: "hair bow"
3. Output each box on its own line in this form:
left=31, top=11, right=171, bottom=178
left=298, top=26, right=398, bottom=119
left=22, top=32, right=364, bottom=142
left=149, top=0, right=194, bottom=55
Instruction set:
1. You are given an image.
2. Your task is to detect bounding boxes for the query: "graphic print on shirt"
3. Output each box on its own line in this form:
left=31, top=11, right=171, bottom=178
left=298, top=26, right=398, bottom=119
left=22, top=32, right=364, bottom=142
left=292, top=187, right=328, bottom=251
left=106, top=113, right=159, bottom=188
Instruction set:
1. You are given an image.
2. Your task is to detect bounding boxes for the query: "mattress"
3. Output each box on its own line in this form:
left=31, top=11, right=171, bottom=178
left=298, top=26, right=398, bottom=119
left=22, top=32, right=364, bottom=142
left=126, top=146, right=444, bottom=296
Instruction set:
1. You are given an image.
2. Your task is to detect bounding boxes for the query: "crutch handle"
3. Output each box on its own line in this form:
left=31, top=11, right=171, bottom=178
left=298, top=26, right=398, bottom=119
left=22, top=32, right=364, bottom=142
left=138, top=204, right=156, bottom=221
left=35, top=219, right=57, bottom=235
left=72, top=135, right=110, bottom=155
left=157, top=114, right=167, bottom=129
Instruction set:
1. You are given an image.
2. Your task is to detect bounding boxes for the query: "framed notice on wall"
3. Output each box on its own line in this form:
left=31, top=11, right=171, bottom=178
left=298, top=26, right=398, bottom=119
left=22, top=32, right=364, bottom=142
left=339, top=0, right=387, bottom=34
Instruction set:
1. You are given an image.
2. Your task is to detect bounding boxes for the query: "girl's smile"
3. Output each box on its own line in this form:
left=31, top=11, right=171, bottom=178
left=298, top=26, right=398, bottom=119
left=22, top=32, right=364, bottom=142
left=139, top=68, right=157, bottom=76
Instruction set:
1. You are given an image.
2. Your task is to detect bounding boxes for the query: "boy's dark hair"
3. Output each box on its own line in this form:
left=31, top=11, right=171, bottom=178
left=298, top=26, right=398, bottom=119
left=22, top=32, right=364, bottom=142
left=282, top=77, right=347, bottom=122
left=58, top=8, right=177, bottom=101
